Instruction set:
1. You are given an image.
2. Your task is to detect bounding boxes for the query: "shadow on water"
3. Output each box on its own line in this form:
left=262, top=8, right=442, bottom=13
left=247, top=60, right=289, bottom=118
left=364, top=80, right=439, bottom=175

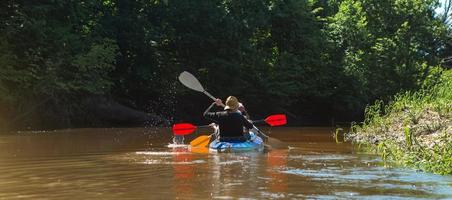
left=0, top=127, right=451, bottom=199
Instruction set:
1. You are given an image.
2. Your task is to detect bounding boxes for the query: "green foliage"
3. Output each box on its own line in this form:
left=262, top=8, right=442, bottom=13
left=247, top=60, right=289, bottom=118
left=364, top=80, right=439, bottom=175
left=71, top=39, right=118, bottom=94
left=334, top=127, right=344, bottom=143
left=328, top=0, right=448, bottom=104
left=348, top=70, right=452, bottom=175
left=0, top=0, right=450, bottom=129
left=0, top=1, right=119, bottom=128
left=404, top=126, right=412, bottom=147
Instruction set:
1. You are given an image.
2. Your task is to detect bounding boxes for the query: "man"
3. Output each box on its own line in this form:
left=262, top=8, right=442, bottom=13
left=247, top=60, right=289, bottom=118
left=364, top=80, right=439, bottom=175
left=203, top=96, right=253, bottom=142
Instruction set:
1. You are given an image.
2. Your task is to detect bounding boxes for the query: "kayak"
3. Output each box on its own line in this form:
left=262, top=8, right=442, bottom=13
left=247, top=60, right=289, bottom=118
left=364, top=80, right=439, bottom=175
left=209, top=131, right=264, bottom=152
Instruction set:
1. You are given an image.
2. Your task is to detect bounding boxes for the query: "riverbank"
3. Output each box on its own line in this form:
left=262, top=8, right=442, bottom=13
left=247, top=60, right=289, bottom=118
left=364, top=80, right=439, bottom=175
left=346, top=69, right=452, bottom=175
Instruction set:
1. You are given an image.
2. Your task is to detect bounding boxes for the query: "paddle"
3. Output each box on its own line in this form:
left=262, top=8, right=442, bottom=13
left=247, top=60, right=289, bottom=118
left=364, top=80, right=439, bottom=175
left=252, top=114, right=287, bottom=127
left=189, top=135, right=212, bottom=147
left=172, top=123, right=196, bottom=135
left=172, top=123, right=211, bottom=135
left=178, top=71, right=287, bottom=149
left=178, top=71, right=224, bottom=106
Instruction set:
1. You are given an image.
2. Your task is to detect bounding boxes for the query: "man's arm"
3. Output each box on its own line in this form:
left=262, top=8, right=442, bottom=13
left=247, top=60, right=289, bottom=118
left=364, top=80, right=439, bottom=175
left=203, top=102, right=222, bottom=122
left=203, top=102, right=216, bottom=117
left=203, top=99, right=224, bottom=121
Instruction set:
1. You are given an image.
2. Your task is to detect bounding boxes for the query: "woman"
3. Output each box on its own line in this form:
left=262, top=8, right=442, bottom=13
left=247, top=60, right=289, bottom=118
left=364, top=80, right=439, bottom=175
left=203, top=96, right=253, bottom=142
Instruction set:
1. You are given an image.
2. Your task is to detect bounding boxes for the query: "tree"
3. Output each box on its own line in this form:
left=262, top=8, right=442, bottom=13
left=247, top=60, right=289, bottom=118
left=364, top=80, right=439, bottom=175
left=0, top=1, right=118, bottom=129
left=328, top=0, right=448, bottom=107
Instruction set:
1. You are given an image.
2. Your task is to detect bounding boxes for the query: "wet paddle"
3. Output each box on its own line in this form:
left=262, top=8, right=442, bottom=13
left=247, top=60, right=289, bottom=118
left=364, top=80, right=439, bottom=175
left=172, top=123, right=196, bottom=135
left=172, top=123, right=212, bottom=135
left=178, top=71, right=287, bottom=149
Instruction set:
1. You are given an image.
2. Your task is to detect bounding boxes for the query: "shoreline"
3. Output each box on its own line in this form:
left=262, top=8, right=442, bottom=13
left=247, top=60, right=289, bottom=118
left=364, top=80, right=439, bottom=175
left=345, top=70, right=452, bottom=175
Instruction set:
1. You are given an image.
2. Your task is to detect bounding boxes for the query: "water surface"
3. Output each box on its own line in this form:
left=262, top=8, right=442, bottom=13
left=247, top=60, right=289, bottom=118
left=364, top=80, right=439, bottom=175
left=0, top=127, right=451, bottom=199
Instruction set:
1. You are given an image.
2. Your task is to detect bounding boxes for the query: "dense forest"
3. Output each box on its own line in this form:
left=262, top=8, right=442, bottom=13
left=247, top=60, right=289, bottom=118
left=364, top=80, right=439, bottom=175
left=0, top=0, right=451, bottom=130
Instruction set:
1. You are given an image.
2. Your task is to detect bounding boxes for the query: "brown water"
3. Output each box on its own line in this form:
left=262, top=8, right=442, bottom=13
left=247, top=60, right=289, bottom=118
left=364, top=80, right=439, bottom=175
left=0, top=127, right=451, bottom=199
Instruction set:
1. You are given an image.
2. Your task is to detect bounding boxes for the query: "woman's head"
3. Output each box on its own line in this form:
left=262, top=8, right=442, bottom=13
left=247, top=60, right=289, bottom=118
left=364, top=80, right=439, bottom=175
left=238, top=102, right=248, bottom=115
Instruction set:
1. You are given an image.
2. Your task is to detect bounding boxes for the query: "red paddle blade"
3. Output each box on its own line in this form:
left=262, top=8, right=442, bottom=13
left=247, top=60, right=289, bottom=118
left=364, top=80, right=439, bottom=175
left=172, top=123, right=196, bottom=135
left=265, top=114, right=287, bottom=126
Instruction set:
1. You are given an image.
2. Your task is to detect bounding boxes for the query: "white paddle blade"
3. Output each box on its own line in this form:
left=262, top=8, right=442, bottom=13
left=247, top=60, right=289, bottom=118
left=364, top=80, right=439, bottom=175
left=178, top=71, right=205, bottom=92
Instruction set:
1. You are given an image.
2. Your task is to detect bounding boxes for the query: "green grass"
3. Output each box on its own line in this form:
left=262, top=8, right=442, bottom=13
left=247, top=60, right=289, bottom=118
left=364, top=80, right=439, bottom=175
left=347, top=68, right=452, bottom=175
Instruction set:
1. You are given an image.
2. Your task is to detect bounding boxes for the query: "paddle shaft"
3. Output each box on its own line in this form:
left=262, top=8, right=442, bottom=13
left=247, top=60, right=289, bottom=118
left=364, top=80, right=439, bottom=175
left=203, top=91, right=226, bottom=107
left=203, top=91, right=216, bottom=101
left=197, top=124, right=212, bottom=128
left=252, top=119, right=265, bottom=123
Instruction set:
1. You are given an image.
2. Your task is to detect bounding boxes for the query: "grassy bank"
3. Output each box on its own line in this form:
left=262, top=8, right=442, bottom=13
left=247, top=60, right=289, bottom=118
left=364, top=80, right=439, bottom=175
left=346, top=68, right=452, bottom=175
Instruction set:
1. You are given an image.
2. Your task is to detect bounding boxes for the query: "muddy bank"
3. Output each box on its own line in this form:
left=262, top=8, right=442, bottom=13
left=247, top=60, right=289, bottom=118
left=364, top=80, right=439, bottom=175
left=347, top=108, right=451, bottom=149
left=346, top=107, right=451, bottom=175
left=84, top=96, right=169, bottom=127
left=0, top=96, right=169, bottom=132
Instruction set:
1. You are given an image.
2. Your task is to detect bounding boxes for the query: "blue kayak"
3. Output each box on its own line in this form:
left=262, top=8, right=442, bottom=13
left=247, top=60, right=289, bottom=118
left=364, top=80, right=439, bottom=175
left=209, top=132, right=264, bottom=152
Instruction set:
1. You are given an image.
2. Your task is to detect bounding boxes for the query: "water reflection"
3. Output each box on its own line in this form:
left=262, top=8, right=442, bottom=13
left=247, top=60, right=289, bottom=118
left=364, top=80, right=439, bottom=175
left=210, top=152, right=261, bottom=198
left=266, top=150, right=288, bottom=193
left=172, top=147, right=194, bottom=198
left=0, top=127, right=450, bottom=199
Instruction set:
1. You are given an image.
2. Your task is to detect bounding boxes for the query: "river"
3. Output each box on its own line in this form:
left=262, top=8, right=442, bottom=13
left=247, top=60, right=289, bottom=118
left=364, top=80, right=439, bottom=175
left=0, top=127, right=450, bottom=199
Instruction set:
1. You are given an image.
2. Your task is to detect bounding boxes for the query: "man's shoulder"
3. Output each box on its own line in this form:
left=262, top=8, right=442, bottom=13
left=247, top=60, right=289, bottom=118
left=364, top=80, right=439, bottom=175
left=217, top=111, right=241, bottom=117
left=211, top=111, right=228, bottom=116
left=229, top=111, right=245, bottom=118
